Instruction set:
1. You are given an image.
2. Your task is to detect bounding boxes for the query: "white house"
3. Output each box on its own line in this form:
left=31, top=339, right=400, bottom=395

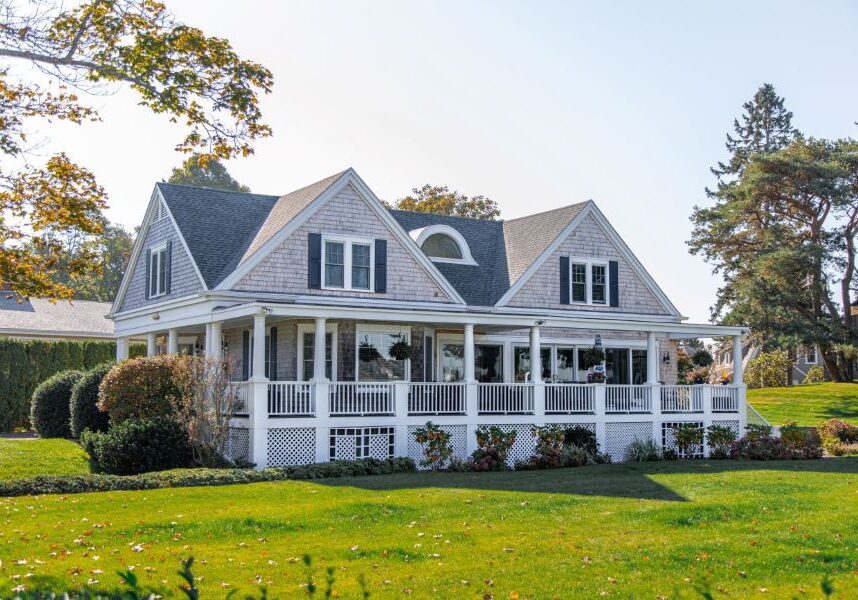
left=109, top=168, right=749, bottom=466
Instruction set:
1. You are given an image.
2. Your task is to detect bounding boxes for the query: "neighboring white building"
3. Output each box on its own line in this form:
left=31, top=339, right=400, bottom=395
left=0, top=295, right=115, bottom=341
left=110, top=168, right=749, bottom=466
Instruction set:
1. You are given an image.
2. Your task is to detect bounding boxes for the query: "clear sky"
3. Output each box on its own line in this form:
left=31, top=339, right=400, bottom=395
left=37, top=0, right=858, bottom=322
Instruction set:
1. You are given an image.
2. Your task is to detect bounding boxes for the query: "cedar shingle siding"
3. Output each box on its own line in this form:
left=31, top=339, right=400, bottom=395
left=119, top=211, right=203, bottom=312
left=506, top=214, right=667, bottom=315
left=234, top=184, right=455, bottom=303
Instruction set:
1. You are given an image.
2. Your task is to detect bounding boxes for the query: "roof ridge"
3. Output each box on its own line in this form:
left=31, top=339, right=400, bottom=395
left=388, top=208, right=503, bottom=224
left=502, top=200, right=592, bottom=224
left=156, top=181, right=277, bottom=198
left=277, top=169, right=349, bottom=200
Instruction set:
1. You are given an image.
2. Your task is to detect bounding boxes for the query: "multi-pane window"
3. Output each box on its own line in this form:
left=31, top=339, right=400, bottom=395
left=351, top=243, right=371, bottom=290
left=357, top=331, right=407, bottom=381
left=148, top=245, right=168, bottom=298
left=302, top=332, right=333, bottom=380
left=324, top=241, right=345, bottom=288
left=571, top=263, right=587, bottom=302
left=591, top=264, right=606, bottom=305
left=323, top=236, right=374, bottom=291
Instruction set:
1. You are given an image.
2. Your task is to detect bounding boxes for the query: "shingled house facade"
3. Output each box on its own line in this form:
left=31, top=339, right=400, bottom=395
left=110, top=169, right=748, bottom=466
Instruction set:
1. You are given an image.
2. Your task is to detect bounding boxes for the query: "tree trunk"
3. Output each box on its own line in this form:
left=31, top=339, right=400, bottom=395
left=821, top=346, right=844, bottom=382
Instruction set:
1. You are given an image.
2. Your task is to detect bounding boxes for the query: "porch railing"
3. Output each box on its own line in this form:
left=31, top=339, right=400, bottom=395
left=545, top=383, right=595, bottom=414
left=605, top=384, right=652, bottom=413
left=478, top=382, right=534, bottom=414
left=229, top=381, right=250, bottom=414
left=268, top=382, right=314, bottom=417
left=408, top=382, right=467, bottom=415
left=712, top=386, right=739, bottom=412
left=660, top=385, right=703, bottom=413
left=329, top=382, right=396, bottom=416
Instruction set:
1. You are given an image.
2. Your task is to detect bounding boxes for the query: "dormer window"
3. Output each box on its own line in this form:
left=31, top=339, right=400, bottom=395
left=410, top=224, right=477, bottom=265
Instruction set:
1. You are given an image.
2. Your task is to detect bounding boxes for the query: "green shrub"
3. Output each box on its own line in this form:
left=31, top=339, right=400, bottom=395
left=674, top=423, right=704, bottom=458
left=0, top=458, right=417, bottom=497
left=691, top=348, right=714, bottom=367
left=29, top=369, right=84, bottom=438
left=82, top=417, right=193, bottom=475
left=745, top=423, right=773, bottom=439
left=561, top=445, right=593, bottom=466
left=471, top=425, right=516, bottom=471
left=802, top=365, right=825, bottom=384
left=730, top=428, right=823, bottom=460
left=705, top=424, right=737, bottom=459
left=0, top=338, right=145, bottom=432
left=563, top=426, right=598, bottom=455
left=745, top=350, right=791, bottom=388
left=817, top=418, right=858, bottom=456
left=98, top=354, right=183, bottom=424
left=624, top=438, right=662, bottom=462
left=412, top=421, right=454, bottom=470
left=69, top=362, right=113, bottom=437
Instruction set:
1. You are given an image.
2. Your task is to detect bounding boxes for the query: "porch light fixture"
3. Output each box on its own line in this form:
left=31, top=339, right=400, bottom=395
left=663, top=351, right=671, bottom=364
left=534, top=319, right=546, bottom=326
left=151, top=313, right=160, bottom=320
left=594, top=334, right=602, bottom=349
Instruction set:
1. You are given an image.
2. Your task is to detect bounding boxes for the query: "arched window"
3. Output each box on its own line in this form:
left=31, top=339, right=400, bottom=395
left=410, top=225, right=477, bottom=265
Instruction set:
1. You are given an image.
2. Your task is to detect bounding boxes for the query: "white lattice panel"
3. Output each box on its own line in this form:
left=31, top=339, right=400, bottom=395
left=555, top=423, right=596, bottom=433
left=498, top=424, right=537, bottom=466
left=226, top=427, right=250, bottom=463
left=329, top=427, right=395, bottom=461
left=661, top=422, right=704, bottom=459
left=407, top=425, right=468, bottom=469
left=605, top=422, right=652, bottom=462
left=712, top=420, right=740, bottom=437
left=267, top=428, right=316, bottom=467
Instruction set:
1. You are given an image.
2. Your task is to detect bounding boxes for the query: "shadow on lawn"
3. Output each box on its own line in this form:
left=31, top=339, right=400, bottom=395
left=315, top=457, right=858, bottom=502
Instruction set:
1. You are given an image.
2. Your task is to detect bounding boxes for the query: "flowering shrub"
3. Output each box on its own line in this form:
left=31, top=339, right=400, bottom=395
left=730, top=427, right=822, bottom=460
left=802, top=365, right=825, bottom=384
left=519, top=425, right=565, bottom=469
left=471, top=425, right=516, bottom=471
left=705, top=424, right=737, bottom=459
left=685, top=366, right=710, bottom=384
left=413, top=421, right=454, bottom=470
left=674, top=423, right=704, bottom=457
left=744, top=350, right=791, bottom=388
left=817, top=418, right=858, bottom=455
left=745, top=423, right=773, bottom=439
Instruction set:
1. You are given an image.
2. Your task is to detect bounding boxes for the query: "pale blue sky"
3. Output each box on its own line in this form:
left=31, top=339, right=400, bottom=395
left=41, top=0, right=858, bottom=322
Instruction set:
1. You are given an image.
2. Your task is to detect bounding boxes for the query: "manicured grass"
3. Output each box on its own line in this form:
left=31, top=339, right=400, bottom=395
left=2, top=460, right=858, bottom=598
left=748, top=382, right=858, bottom=426
left=0, top=438, right=92, bottom=481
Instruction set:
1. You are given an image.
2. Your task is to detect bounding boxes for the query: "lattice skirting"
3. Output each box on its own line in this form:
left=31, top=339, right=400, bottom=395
left=407, top=425, right=468, bottom=469
left=226, top=427, right=250, bottom=463
left=712, top=420, right=740, bottom=438
left=605, top=422, right=652, bottom=462
left=267, top=427, right=316, bottom=467
left=329, top=427, right=395, bottom=461
left=661, top=422, right=704, bottom=458
left=496, top=424, right=538, bottom=466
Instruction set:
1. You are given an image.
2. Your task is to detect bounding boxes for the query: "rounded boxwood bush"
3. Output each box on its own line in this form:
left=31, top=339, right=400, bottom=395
left=30, top=369, right=84, bottom=438
left=98, top=354, right=182, bottom=424
left=81, top=417, right=193, bottom=475
left=69, top=362, right=114, bottom=438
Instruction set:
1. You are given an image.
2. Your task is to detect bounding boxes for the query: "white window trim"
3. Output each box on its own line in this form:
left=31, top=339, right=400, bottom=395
left=296, top=322, right=338, bottom=381
left=803, top=345, right=818, bottom=364
left=355, top=323, right=411, bottom=382
left=568, top=257, right=610, bottom=306
left=409, top=224, right=477, bottom=265
left=322, top=234, right=375, bottom=292
left=149, top=242, right=168, bottom=299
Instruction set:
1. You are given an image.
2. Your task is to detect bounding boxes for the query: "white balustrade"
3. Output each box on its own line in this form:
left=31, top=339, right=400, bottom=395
left=711, top=385, right=739, bottom=412
left=478, top=383, right=534, bottom=414
left=660, top=385, right=703, bottom=413
left=268, top=382, right=314, bottom=416
left=229, top=382, right=251, bottom=414
left=330, top=382, right=396, bottom=416
left=408, top=382, right=466, bottom=415
left=605, top=384, right=652, bottom=413
left=544, top=384, right=595, bottom=414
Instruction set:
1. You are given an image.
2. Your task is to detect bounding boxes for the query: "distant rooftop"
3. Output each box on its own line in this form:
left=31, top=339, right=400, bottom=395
left=0, top=295, right=114, bottom=339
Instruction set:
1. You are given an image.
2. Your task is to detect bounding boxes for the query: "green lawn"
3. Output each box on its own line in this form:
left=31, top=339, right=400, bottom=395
left=2, top=459, right=858, bottom=598
left=0, top=438, right=92, bottom=481
left=748, top=382, right=858, bottom=426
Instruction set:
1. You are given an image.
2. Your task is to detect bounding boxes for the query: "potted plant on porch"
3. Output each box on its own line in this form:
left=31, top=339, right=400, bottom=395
left=388, top=334, right=413, bottom=361
left=579, top=346, right=606, bottom=383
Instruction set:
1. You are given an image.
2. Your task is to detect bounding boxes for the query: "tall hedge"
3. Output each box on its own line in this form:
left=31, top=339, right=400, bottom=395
left=0, top=339, right=145, bottom=432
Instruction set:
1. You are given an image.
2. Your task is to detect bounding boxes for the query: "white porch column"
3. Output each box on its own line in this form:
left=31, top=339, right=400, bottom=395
left=530, top=325, right=545, bottom=417
left=312, top=317, right=330, bottom=461
left=463, top=324, right=476, bottom=383
left=312, top=317, right=328, bottom=382
left=249, top=312, right=269, bottom=468
left=115, top=337, right=129, bottom=361
left=646, top=333, right=659, bottom=384
left=167, top=329, right=179, bottom=354
left=463, top=323, right=478, bottom=455
left=732, top=334, right=744, bottom=385
left=210, top=321, right=223, bottom=360
left=204, top=323, right=213, bottom=357
left=146, top=332, right=157, bottom=357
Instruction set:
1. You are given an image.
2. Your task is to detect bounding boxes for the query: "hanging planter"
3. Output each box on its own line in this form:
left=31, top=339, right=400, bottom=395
left=388, top=334, right=412, bottom=361
left=579, top=346, right=606, bottom=370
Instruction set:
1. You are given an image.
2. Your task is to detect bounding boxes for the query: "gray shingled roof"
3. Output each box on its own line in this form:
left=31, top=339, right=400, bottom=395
left=155, top=174, right=589, bottom=305
left=157, top=183, right=279, bottom=287
left=502, top=202, right=589, bottom=285
left=0, top=296, right=113, bottom=337
left=389, top=211, right=511, bottom=306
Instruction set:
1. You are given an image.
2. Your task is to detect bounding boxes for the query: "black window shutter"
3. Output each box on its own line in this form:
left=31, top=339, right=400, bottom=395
left=269, top=327, right=278, bottom=380
left=609, top=260, right=619, bottom=307
left=144, top=249, right=151, bottom=300
left=374, top=239, right=387, bottom=293
left=559, top=256, right=570, bottom=305
left=164, top=241, right=173, bottom=294
left=242, top=330, right=250, bottom=380
left=308, top=233, right=322, bottom=289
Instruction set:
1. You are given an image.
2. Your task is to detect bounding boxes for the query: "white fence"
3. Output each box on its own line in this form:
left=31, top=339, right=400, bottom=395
left=545, top=384, right=595, bottom=414
left=408, top=382, right=467, bottom=415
